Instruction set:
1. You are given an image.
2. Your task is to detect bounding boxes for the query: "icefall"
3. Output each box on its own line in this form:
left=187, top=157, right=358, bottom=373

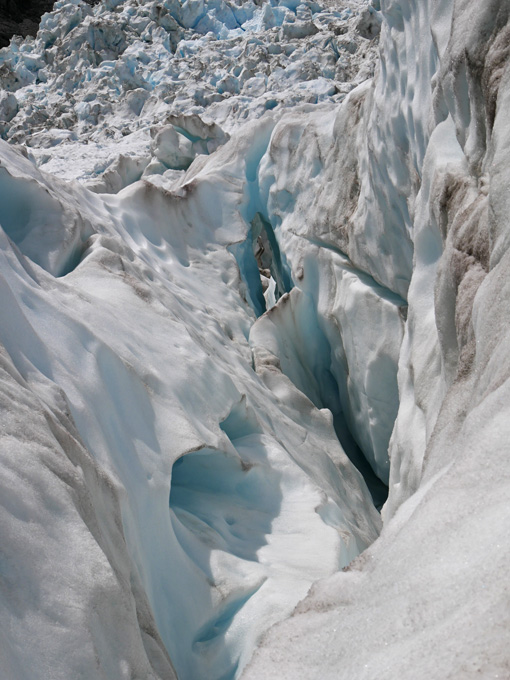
left=0, top=0, right=378, bottom=185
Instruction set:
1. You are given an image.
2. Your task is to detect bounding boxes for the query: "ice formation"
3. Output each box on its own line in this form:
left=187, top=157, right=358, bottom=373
left=0, top=0, right=509, bottom=679
left=0, top=0, right=378, bottom=183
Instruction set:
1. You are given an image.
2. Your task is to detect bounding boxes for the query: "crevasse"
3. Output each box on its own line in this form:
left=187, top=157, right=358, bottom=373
left=1, top=0, right=510, bottom=679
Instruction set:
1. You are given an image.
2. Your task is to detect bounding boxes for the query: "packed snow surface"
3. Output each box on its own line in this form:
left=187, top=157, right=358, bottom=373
left=1, top=0, right=510, bottom=678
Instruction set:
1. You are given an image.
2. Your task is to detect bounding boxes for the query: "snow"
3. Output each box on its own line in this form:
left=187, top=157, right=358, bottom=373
left=1, top=0, right=510, bottom=678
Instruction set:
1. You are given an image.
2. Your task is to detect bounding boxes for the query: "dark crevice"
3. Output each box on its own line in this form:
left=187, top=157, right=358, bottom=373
left=306, top=348, right=389, bottom=509
left=229, top=212, right=293, bottom=317
left=251, top=212, right=293, bottom=304
left=331, top=411, right=388, bottom=510
left=257, top=287, right=389, bottom=509
left=231, top=211, right=390, bottom=507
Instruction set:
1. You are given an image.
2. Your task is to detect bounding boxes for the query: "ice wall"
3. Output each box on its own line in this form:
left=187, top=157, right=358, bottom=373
left=244, top=0, right=510, bottom=677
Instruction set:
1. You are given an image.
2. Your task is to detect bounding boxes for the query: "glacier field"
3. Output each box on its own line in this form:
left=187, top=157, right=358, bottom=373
left=0, top=0, right=509, bottom=678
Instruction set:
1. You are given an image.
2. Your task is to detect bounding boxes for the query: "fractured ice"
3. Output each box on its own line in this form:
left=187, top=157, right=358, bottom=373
left=1, top=0, right=510, bottom=678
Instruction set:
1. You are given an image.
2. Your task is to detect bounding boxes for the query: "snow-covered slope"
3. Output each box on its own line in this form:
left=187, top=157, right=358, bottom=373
left=1, top=0, right=509, bottom=678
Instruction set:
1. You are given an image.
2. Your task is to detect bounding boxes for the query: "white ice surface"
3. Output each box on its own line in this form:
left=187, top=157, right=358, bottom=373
left=0, top=111, right=381, bottom=679
left=244, top=0, right=510, bottom=678
left=1, top=0, right=510, bottom=678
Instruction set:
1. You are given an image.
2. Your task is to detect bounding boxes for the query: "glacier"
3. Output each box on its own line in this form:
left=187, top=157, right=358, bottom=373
left=0, top=0, right=509, bottom=679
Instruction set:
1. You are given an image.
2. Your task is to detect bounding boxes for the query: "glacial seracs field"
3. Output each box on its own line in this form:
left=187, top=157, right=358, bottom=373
left=0, top=0, right=509, bottom=678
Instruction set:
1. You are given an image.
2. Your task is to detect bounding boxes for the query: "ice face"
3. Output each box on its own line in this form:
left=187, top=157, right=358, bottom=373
left=244, top=1, right=510, bottom=679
